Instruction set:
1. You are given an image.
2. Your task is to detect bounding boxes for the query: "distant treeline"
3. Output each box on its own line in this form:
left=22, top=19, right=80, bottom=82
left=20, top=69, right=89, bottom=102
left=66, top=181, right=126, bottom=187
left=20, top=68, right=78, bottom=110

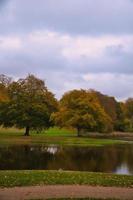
left=0, top=74, right=133, bottom=136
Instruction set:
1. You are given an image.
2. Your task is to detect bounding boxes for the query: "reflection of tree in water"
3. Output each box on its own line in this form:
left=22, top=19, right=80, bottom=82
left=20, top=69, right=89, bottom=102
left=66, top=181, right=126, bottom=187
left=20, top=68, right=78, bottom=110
left=52, top=146, right=120, bottom=172
left=0, top=144, right=133, bottom=174
left=0, top=145, right=55, bottom=169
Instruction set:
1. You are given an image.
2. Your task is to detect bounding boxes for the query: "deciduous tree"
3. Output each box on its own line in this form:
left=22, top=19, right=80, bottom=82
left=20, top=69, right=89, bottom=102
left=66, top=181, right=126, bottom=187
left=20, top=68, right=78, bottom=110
left=51, top=90, right=113, bottom=136
left=0, top=74, right=58, bottom=136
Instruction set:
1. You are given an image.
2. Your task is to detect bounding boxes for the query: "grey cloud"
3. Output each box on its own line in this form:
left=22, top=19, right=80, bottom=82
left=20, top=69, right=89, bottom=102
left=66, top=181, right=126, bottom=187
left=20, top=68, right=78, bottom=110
left=0, top=55, right=133, bottom=100
left=0, top=35, right=133, bottom=100
left=105, top=45, right=124, bottom=57
left=1, top=0, right=133, bottom=35
left=68, top=57, right=133, bottom=75
left=0, top=0, right=133, bottom=100
left=0, top=0, right=8, bottom=8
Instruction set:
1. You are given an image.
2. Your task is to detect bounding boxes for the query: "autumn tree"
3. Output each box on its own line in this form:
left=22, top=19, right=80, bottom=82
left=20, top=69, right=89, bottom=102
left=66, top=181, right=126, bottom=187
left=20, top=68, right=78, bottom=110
left=0, top=74, right=58, bottom=136
left=51, top=90, right=113, bottom=136
left=92, top=90, right=133, bottom=132
left=92, top=90, right=118, bottom=128
left=0, top=84, right=8, bottom=103
left=0, top=75, right=11, bottom=126
left=0, top=74, right=11, bottom=102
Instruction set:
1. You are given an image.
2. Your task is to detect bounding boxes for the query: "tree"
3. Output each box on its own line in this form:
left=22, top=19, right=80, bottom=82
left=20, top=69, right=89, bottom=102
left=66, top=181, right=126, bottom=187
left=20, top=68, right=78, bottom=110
left=125, top=98, right=133, bottom=119
left=125, top=98, right=133, bottom=132
left=0, top=74, right=58, bottom=136
left=114, top=102, right=126, bottom=132
left=0, top=84, right=9, bottom=102
left=92, top=90, right=118, bottom=128
left=0, top=74, right=11, bottom=102
left=0, top=74, right=12, bottom=87
left=51, top=90, right=113, bottom=136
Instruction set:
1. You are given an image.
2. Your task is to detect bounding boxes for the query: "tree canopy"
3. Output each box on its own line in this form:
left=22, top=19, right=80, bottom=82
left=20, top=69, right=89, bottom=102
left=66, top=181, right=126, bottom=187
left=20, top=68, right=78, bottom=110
left=51, top=90, right=113, bottom=136
left=0, top=74, right=133, bottom=136
left=0, top=74, right=57, bottom=136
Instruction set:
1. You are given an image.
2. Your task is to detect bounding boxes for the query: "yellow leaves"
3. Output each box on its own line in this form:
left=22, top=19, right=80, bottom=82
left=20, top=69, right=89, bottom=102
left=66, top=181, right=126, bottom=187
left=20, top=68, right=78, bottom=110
left=0, top=85, right=9, bottom=103
left=52, top=89, right=113, bottom=133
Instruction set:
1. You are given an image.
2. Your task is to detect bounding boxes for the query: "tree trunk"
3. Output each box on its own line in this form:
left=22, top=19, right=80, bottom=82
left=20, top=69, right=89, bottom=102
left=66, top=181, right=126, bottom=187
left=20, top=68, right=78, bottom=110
left=77, top=127, right=81, bottom=137
left=24, top=126, right=30, bottom=136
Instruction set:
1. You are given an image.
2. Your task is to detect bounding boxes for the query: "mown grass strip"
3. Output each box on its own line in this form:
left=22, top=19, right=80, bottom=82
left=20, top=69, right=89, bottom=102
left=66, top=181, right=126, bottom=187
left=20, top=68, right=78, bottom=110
left=0, top=170, right=133, bottom=188
left=0, top=127, right=126, bottom=147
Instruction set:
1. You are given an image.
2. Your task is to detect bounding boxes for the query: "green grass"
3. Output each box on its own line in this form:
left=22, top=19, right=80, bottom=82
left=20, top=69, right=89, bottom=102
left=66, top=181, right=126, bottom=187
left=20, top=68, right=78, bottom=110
left=0, top=170, right=133, bottom=188
left=0, top=127, right=126, bottom=147
left=0, top=127, right=75, bottom=136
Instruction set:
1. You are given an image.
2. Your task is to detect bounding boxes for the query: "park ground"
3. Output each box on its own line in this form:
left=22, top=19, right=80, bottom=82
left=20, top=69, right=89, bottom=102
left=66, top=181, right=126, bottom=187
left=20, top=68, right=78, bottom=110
left=0, top=127, right=133, bottom=199
left=0, top=127, right=133, bottom=147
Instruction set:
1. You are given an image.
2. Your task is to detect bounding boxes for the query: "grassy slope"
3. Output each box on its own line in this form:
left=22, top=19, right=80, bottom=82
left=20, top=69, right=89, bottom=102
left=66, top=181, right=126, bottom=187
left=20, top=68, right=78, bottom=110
left=0, top=170, right=133, bottom=188
left=0, top=127, right=126, bottom=147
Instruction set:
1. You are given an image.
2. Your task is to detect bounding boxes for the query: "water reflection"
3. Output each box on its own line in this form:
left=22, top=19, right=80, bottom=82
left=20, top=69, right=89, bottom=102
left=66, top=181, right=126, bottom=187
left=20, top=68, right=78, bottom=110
left=0, top=144, right=133, bottom=175
left=115, top=163, right=132, bottom=175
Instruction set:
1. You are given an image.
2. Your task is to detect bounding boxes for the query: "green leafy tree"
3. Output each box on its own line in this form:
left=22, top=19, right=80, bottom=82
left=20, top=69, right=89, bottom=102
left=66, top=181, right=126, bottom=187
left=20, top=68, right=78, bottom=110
left=125, top=98, right=133, bottom=132
left=114, top=102, right=126, bottom=132
left=115, top=99, right=133, bottom=132
left=51, top=90, right=113, bottom=136
left=0, top=74, right=58, bottom=136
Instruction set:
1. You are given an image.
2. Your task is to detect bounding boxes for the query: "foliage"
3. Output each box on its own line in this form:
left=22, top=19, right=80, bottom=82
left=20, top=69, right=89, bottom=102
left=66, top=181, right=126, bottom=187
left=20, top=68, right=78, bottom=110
left=0, top=84, right=9, bottom=102
left=0, top=74, right=11, bottom=102
left=0, top=75, right=57, bottom=136
left=115, top=100, right=133, bottom=132
left=125, top=98, right=133, bottom=132
left=114, top=102, right=126, bottom=132
left=0, top=74, right=133, bottom=135
left=92, top=91, right=118, bottom=128
left=51, top=90, right=113, bottom=136
left=0, top=74, right=12, bottom=87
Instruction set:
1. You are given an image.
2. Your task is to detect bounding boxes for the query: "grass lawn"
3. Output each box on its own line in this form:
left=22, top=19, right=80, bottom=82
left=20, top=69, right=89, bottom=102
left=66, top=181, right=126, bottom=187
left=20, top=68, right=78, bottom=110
left=0, top=127, right=127, bottom=147
left=0, top=170, right=133, bottom=188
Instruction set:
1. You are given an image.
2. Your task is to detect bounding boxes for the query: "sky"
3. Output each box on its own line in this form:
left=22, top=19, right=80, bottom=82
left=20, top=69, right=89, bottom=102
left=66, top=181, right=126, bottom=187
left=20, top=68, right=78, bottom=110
left=0, top=0, right=133, bottom=100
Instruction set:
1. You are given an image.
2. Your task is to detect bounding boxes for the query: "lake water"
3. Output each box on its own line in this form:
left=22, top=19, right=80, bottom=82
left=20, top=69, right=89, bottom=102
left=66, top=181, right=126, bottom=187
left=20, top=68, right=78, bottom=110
left=0, top=144, right=133, bottom=175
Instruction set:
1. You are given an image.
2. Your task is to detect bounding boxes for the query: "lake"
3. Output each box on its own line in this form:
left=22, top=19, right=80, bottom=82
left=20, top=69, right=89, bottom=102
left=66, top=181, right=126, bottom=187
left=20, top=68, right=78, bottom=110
left=0, top=144, right=133, bottom=175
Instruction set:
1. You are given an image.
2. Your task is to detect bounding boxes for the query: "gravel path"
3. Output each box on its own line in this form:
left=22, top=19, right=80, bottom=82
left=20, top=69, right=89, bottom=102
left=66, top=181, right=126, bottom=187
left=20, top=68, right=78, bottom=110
left=0, top=185, right=133, bottom=200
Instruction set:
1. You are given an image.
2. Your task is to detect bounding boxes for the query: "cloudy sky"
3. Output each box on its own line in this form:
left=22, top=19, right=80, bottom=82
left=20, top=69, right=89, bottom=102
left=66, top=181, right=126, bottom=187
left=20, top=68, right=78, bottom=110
left=0, top=0, right=133, bottom=100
